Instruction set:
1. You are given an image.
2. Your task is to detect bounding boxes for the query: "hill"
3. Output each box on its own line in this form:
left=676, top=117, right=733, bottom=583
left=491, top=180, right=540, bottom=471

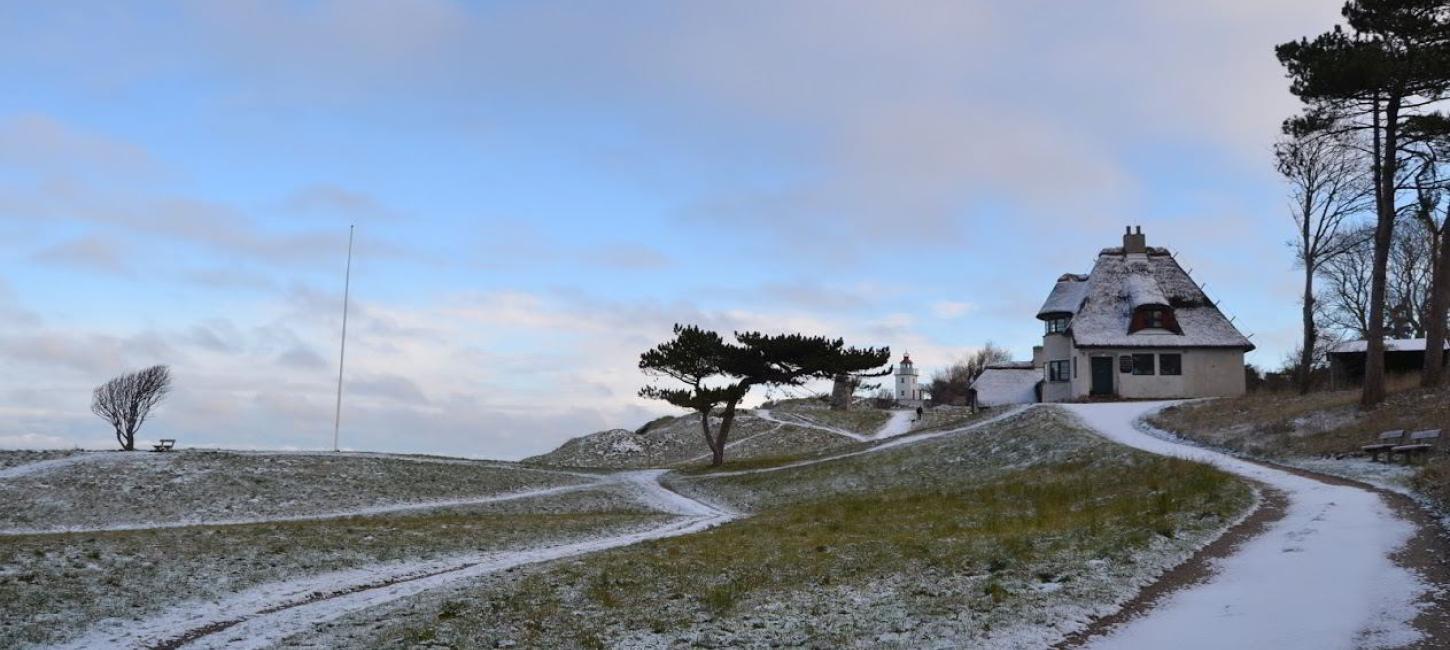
left=1150, top=382, right=1450, bottom=510
left=526, top=399, right=980, bottom=469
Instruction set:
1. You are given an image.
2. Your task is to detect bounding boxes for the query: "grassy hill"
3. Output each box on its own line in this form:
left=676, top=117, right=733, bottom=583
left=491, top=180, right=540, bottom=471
left=1150, top=382, right=1450, bottom=508
left=526, top=399, right=981, bottom=470
left=294, top=407, right=1252, bottom=649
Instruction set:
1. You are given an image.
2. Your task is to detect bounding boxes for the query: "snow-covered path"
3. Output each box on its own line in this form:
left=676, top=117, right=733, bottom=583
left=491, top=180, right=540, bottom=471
left=753, top=408, right=871, bottom=441
left=0, top=481, right=607, bottom=537
left=57, top=471, right=737, bottom=650
left=698, top=406, right=1029, bottom=479
left=0, top=452, right=114, bottom=480
left=871, top=409, right=915, bottom=440
left=1064, top=402, right=1427, bottom=650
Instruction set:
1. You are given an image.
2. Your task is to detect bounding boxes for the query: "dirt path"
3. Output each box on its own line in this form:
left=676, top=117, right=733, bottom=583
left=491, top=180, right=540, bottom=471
left=1063, top=402, right=1428, bottom=649
left=57, top=472, right=738, bottom=650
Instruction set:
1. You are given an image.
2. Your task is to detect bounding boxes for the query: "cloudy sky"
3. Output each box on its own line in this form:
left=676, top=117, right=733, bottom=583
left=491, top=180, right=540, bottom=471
left=0, top=1, right=1343, bottom=459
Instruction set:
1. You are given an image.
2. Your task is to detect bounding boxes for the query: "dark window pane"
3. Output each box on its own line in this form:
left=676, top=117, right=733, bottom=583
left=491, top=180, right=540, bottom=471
left=1160, top=354, right=1182, bottom=375
left=1132, top=353, right=1155, bottom=375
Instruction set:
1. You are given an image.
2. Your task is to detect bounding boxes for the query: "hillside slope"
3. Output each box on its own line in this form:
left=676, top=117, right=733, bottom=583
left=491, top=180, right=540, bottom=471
left=527, top=400, right=979, bottom=469
left=1150, top=384, right=1450, bottom=508
left=289, top=407, right=1256, bottom=649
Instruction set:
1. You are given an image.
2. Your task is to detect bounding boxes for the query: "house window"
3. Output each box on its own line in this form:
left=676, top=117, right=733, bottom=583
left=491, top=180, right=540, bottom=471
left=1132, top=353, right=1156, bottom=375
left=1119, top=355, right=1133, bottom=373
left=1072, top=357, right=1078, bottom=379
left=1129, top=307, right=1183, bottom=334
left=1160, top=353, right=1182, bottom=376
left=1045, top=317, right=1071, bottom=334
left=1048, top=360, right=1070, bottom=383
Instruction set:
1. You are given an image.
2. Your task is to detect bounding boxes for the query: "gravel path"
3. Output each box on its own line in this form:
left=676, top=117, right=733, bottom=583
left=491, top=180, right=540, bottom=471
left=1064, top=401, right=1428, bottom=649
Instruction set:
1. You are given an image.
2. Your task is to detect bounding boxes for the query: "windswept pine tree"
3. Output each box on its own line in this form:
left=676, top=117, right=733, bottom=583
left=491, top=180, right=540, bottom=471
left=638, top=324, right=890, bottom=467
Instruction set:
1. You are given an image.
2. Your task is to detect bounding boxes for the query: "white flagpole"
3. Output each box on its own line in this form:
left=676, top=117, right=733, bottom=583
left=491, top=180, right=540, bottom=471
left=333, top=225, right=354, bottom=452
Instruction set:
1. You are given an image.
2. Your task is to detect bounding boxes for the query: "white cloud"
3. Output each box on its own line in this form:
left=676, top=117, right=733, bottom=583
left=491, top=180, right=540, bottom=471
left=931, top=301, right=975, bottom=319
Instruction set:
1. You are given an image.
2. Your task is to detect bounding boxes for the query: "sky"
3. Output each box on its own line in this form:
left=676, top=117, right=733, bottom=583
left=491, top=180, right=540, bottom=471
left=0, top=1, right=1346, bottom=459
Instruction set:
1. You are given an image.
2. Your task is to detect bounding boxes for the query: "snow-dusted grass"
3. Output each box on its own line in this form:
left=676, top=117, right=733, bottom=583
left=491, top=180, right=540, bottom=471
left=525, top=414, right=832, bottom=469
left=0, top=450, right=591, bottom=532
left=766, top=399, right=892, bottom=437
left=0, top=502, right=666, bottom=648
left=0, top=450, right=80, bottom=475
left=282, top=407, right=1251, bottom=649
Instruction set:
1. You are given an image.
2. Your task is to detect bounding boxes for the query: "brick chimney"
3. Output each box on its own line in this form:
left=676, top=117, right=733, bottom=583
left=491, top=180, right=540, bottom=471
left=1123, top=225, right=1146, bottom=255
left=1032, top=345, right=1045, bottom=369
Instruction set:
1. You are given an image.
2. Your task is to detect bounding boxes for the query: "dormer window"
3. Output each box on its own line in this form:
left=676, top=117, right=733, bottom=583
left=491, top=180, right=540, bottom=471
left=1129, top=306, right=1181, bottom=334
left=1045, top=316, right=1071, bottom=335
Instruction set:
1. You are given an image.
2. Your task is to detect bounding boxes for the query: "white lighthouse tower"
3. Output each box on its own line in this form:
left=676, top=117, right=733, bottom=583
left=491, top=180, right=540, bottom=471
left=895, top=353, right=921, bottom=406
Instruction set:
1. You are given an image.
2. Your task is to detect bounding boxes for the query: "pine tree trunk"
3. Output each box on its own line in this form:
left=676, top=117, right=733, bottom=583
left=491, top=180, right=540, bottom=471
left=709, top=400, right=740, bottom=467
left=830, top=374, right=853, bottom=411
left=1363, top=97, right=1399, bottom=408
left=1423, top=226, right=1450, bottom=388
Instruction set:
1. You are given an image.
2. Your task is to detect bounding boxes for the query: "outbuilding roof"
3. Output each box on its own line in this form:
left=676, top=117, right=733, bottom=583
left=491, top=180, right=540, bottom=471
left=970, top=366, right=1040, bottom=406
left=1044, top=247, right=1254, bottom=350
left=1330, top=338, right=1450, bottom=354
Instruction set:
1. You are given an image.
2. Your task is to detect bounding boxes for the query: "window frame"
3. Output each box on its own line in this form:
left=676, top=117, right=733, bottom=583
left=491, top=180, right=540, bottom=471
left=1160, top=353, right=1183, bottom=376
left=1048, top=360, right=1071, bottom=383
left=1045, top=316, right=1071, bottom=335
left=1131, top=353, right=1156, bottom=376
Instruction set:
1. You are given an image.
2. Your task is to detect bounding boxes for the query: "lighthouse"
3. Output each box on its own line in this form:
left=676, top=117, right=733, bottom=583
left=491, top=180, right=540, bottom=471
left=895, top=353, right=921, bottom=405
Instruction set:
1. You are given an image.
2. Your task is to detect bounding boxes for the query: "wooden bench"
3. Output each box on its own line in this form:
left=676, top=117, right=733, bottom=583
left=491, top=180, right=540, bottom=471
left=1361, top=430, right=1405, bottom=462
left=152, top=439, right=175, bottom=452
left=1391, top=430, right=1442, bottom=464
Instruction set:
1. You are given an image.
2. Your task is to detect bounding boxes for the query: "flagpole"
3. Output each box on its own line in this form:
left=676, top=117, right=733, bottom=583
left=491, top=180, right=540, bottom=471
left=333, top=225, right=354, bottom=452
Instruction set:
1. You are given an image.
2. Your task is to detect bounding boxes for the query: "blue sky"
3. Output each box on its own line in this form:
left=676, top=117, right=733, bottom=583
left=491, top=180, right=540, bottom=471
left=0, top=1, right=1342, bottom=458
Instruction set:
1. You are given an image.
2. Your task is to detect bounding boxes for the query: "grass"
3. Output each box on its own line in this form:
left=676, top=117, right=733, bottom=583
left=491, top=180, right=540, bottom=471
left=1151, top=379, right=1450, bottom=459
left=0, top=508, right=666, bottom=647
left=355, top=449, right=1250, bottom=648
left=1152, top=379, right=1450, bottom=512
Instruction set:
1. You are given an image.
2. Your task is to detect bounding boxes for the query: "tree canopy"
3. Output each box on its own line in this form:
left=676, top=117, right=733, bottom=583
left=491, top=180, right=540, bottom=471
left=639, top=324, right=890, bottom=467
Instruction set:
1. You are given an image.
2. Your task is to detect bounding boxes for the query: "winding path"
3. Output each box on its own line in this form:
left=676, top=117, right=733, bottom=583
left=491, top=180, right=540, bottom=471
left=57, top=471, right=738, bottom=650
left=1064, top=402, right=1428, bottom=649
left=56, top=408, right=1026, bottom=648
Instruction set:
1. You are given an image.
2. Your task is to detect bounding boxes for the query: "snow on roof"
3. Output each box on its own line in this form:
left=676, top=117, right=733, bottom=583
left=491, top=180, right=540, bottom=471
left=1330, top=338, right=1450, bottom=354
left=1036, top=274, right=1090, bottom=318
left=970, top=367, right=1040, bottom=406
left=1050, top=248, right=1254, bottom=350
left=1124, top=273, right=1169, bottom=309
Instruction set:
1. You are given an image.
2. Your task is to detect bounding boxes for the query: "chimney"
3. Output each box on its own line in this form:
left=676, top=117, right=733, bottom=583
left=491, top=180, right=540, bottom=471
left=1123, top=225, right=1147, bottom=255
left=1032, top=345, right=1045, bottom=369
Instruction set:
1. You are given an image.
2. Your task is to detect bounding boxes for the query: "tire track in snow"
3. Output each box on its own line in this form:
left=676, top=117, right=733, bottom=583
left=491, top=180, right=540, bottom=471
left=1062, top=402, right=1427, bottom=650
left=57, top=473, right=738, bottom=650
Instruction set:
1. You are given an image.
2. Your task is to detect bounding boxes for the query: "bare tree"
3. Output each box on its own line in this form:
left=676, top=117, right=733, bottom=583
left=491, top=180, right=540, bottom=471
left=926, top=342, right=1011, bottom=406
left=1404, top=126, right=1450, bottom=386
left=1275, top=125, right=1371, bottom=394
left=91, top=365, right=173, bottom=451
left=1320, top=229, right=1376, bottom=338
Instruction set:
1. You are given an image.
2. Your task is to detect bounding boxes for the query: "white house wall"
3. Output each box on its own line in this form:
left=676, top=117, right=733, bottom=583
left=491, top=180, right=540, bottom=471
left=1042, top=346, right=1245, bottom=402
left=1041, top=332, right=1074, bottom=402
